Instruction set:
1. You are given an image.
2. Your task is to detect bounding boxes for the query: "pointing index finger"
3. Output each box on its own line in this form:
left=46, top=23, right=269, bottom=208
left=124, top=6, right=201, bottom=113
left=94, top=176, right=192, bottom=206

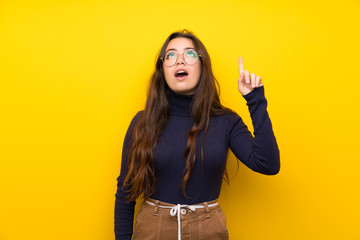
left=238, top=57, right=244, bottom=74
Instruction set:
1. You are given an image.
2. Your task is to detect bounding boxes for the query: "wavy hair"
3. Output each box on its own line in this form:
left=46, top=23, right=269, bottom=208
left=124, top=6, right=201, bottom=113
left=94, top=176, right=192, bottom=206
left=123, top=29, right=235, bottom=202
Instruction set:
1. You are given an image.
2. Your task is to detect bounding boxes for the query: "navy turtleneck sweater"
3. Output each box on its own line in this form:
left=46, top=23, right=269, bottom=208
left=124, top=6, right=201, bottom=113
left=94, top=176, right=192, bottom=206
left=114, top=86, right=280, bottom=240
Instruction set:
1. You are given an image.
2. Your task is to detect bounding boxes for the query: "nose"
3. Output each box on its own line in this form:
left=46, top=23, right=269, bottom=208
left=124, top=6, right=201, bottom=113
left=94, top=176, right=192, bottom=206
left=176, top=55, right=185, bottom=65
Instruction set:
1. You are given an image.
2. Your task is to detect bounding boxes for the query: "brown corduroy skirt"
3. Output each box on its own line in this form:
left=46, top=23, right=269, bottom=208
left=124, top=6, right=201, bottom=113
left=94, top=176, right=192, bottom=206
left=132, top=198, right=229, bottom=240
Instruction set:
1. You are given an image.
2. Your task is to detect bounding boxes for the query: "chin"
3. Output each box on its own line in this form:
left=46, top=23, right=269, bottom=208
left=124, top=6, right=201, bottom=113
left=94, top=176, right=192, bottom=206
left=168, top=81, right=197, bottom=95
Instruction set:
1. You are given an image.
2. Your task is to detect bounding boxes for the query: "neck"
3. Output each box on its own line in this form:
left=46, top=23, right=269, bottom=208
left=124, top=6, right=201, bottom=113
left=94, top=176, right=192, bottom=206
left=167, top=86, right=194, bottom=117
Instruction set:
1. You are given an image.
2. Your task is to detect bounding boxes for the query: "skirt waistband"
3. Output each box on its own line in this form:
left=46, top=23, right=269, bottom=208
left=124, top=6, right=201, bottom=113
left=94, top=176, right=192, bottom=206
left=143, top=198, right=220, bottom=240
left=145, top=197, right=219, bottom=208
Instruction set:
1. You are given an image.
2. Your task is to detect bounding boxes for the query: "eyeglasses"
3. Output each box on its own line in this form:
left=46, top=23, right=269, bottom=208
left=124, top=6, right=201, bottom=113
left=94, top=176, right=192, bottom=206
left=160, top=49, right=201, bottom=67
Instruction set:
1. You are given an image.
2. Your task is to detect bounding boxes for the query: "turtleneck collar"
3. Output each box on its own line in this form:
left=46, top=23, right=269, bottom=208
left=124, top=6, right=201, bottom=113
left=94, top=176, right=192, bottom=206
left=167, top=86, right=194, bottom=117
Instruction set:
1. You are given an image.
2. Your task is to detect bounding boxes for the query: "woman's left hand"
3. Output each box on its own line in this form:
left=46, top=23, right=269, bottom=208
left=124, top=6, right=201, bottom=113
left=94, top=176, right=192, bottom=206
left=238, top=57, right=263, bottom=96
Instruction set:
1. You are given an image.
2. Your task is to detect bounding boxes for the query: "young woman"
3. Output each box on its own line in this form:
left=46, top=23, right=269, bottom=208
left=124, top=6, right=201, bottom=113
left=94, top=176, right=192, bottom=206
left=114, top=29, right=280, bottom=240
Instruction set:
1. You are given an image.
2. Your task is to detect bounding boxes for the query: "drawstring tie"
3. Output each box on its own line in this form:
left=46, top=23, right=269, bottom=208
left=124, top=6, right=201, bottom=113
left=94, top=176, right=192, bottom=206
left=146, top=200, right=218, bottom=240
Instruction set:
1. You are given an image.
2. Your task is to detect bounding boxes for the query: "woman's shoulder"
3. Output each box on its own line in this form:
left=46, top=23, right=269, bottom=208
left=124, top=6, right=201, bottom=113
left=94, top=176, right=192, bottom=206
left=133, top=110, right=144, bottom=120
left=211, top=108, right=242, bottom=124
left=127, top=110, right=144, bottom=129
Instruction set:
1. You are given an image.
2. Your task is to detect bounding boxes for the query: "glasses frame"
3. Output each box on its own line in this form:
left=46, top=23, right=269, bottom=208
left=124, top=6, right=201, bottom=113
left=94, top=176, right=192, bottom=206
left=160, top=49, right=202, bottom=67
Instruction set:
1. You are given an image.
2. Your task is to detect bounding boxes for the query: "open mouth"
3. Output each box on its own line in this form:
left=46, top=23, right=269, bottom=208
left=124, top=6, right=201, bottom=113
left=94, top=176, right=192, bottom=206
left=175, top=70, right=188, bottom=77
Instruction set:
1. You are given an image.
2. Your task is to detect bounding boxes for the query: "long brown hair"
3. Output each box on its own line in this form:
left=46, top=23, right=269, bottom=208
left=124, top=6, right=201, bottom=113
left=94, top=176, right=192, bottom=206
left=123, top=29, right=235, bottom=202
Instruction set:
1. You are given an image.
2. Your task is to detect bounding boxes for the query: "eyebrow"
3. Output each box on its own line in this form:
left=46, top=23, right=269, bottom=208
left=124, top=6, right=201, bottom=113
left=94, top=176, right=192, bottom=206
left=165, top=47, right=196, bottom=53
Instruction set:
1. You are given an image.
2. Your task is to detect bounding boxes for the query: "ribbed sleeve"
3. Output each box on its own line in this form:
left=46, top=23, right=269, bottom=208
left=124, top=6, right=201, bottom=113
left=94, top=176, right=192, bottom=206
left=114, top=111, right=142, bottom=240
left=229, top=86, right=280, bottom=175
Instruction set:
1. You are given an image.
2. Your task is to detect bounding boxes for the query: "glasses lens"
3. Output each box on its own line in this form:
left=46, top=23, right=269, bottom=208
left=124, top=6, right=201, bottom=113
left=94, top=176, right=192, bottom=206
left=184, top=50, right=199, bottom=65
left=162, top=50, right=199, bottom=66
left=163, top=51, right=177, bottom=66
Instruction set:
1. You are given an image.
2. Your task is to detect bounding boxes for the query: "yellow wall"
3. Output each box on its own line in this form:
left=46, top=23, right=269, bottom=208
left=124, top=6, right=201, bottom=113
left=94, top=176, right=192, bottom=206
left=1, top=0, right=359, bottom=239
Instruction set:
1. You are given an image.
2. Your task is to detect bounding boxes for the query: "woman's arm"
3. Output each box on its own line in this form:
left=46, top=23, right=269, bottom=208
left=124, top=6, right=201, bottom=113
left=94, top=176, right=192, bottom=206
left=229, top=86, right=280, bottom=175
left=228, top=57, right=280, bottom=175
left=114, top=111, right=142, bottom=240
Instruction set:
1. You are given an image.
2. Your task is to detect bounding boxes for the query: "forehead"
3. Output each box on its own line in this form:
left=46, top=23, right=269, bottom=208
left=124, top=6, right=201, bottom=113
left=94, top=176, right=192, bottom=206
left=165, top=37, right=195, bottom=51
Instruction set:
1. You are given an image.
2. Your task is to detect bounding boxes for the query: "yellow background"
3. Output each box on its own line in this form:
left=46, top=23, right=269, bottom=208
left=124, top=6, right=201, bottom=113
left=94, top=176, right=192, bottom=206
left=1, top=0, right=359, bottom=239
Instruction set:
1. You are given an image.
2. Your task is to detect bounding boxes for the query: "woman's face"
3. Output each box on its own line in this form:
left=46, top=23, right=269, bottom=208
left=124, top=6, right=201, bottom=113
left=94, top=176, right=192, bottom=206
left=163, top=37, right=201, bottom=95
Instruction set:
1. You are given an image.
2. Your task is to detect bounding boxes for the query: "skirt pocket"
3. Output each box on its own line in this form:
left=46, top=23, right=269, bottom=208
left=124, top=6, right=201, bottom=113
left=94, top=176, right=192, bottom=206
left=199, top=208, right=229, bottom=240
left=132, top=204, right=154, bottom=240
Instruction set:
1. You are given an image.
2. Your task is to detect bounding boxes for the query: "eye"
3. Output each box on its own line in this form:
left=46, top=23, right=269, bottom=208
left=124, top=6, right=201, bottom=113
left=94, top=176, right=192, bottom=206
left=165, top=51, right=177, bottom=59
left=185, top=50, right=197, bottom=58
